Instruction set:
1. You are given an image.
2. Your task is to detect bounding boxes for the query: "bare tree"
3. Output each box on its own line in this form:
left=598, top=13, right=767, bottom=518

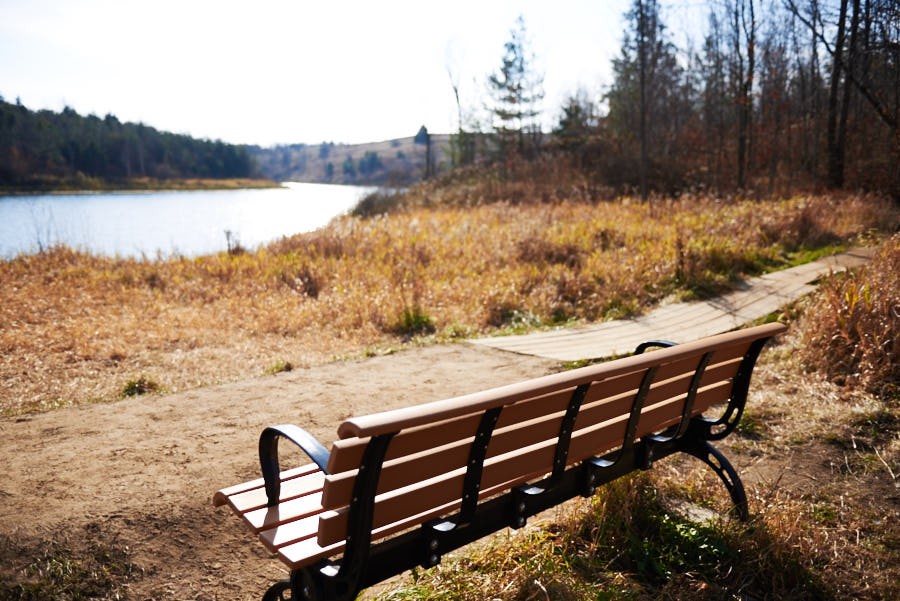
left=729, top=0, right=757, bottom=190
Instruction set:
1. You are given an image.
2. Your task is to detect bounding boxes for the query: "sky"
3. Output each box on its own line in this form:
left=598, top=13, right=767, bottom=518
left=0, top=0, right=705, bottom=147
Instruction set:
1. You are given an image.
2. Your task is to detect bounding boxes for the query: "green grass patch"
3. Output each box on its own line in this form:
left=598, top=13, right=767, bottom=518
left=392, top=305, right=437, bottom=338
left=265, top=360, right=294, bottom=375
left=120, top=376, right=161, bottom=398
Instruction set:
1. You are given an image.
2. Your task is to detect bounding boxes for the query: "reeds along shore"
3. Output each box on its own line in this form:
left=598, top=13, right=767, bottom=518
left=0, top=192, right=896, bottom=415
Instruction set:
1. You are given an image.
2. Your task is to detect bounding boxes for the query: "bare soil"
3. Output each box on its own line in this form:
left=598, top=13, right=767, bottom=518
left=0, top=344, right=560, bottom=600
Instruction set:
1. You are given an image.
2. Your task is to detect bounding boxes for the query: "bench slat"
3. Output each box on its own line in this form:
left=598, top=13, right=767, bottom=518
left=242, top=489, right=327, bottom=533
left=226, top=471, right=326, bottom=514
left=258, top=512, right=322, bottom=551
left=212, top=463, right=319, bottom=507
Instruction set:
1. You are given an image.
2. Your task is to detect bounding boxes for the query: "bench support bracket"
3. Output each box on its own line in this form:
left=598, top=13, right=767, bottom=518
left=681, top=439, right=749, bottom=521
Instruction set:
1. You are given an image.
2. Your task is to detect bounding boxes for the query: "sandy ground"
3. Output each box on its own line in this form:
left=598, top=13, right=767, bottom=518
left=0, top=343, right=562, bottom=600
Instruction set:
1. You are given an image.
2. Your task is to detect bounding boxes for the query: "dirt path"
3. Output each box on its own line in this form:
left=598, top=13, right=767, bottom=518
left=0, top=344, right=561, bottom=600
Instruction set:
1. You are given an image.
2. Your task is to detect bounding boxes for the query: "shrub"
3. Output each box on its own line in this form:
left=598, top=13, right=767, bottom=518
left=352, top=190, right=407, bottom=217
left=798, top=234, right=899, bottom=398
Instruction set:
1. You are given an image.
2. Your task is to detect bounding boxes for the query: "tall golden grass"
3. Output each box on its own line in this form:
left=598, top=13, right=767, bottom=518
left=798, top=234, right=899, bottom=398
left=0, top=192, right=895, bottom=414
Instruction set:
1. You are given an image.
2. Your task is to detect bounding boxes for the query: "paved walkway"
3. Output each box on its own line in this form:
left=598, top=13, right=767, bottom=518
left=470, top=248, right=874, bottom=362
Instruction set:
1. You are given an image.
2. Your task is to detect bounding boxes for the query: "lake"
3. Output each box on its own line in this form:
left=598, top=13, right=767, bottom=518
left=0, top=182, right=374, bottom=260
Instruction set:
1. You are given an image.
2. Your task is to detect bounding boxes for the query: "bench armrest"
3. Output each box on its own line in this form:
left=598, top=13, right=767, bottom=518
left=634, top=339, right=677, bottom=354
left=259, top=424, right=330, bottom=507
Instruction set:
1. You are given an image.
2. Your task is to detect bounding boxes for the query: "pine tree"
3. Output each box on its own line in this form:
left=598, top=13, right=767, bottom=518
left=486, top=15, right=544, bottom=162
left=606, top=0, right=685, bottom=197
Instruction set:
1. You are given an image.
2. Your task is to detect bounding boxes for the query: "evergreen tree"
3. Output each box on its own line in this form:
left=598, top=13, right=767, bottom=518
left=486, top=15, right=544, bottom=161
left=554, top=91, right=597, bottom=149
left=606, top=0, right=686, bottom=196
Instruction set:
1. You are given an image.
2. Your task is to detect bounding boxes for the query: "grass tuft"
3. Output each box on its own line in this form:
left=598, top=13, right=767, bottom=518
left=265, top=360, right=294, bottom=375
left=120, top=376, right=161, bottom=398
left=392, top=306, right=437, bottom=338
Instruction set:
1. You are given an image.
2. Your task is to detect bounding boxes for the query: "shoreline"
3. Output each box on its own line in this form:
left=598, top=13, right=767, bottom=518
left=0, top=176, right=281, bottom=195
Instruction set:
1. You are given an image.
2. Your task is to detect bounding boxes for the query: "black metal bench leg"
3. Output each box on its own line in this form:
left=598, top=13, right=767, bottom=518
left=262, top=579, right=292, bottom=601
left=287, top=565, right=362, bottom=601
left=683, top=440, right=750, bottom=521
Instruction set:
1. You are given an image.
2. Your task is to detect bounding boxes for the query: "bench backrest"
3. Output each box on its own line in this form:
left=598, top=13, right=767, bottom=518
left=316, top=322, right=784, bottom=548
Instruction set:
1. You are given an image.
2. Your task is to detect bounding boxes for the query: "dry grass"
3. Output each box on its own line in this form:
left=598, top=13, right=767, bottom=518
left=1, top=192, right=895, bottom=415
left=797, top=234, right=899, bottom=398
left=1, top=186, right=897, bottom=599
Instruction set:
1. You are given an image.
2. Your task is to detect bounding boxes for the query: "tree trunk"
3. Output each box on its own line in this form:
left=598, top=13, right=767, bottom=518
left=734, top=0, right=755, bottom=190
left=827, top=0, right=849, bottom=188
left=639, top=0, right=649, bottom=201
left=835, top=0, right=860, bottom=189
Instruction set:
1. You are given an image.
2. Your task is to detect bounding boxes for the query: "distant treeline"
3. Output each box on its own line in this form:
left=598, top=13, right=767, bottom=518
left=0, top=98, right=258, bottom=188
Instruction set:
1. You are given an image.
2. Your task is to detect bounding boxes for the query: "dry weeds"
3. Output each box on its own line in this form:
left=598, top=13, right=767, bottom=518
left=1, top=192, right=895, bottom=415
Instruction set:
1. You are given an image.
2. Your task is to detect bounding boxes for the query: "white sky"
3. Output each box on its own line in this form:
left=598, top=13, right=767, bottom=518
left=0, top=0, right=705, bottom=147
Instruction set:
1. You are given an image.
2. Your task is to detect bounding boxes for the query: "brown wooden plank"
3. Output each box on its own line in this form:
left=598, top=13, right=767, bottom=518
left=258, top=512, right=321, bottom=551
left=277, top=536, right=345, bottom=570
left=493, top=387, right=577, bottom=430
left=241, top=491, right=326, bottom=533
left=212, top=463, right=319, bottom=507
left=326, top=412, right=483, bottom=474
left=225, top=471, right=325, bottom=514
left=326, top=387, right=577, bottom=475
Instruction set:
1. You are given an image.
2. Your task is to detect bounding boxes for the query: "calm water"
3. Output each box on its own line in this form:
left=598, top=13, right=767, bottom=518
left=0, top=182, right=374, bottom=259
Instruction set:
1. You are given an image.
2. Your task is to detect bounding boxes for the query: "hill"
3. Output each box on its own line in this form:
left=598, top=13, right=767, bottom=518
left=0, top=99, right=260, bottom=191
left=250, top=133, right=451, bottom=186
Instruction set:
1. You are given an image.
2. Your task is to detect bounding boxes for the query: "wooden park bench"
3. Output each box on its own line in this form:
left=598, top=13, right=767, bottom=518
left=214, top=322, right=785, bottom=601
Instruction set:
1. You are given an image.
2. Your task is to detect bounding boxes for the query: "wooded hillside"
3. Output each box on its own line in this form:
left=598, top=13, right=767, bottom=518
left=0, top=99, right=259, bottom=189
left=249, top=133, right=451, bottom=186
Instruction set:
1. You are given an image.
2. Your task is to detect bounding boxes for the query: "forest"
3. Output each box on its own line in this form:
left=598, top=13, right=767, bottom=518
left=0, top=98, right=259, bottom=189
left=446, top=0, right=900, bottom=200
